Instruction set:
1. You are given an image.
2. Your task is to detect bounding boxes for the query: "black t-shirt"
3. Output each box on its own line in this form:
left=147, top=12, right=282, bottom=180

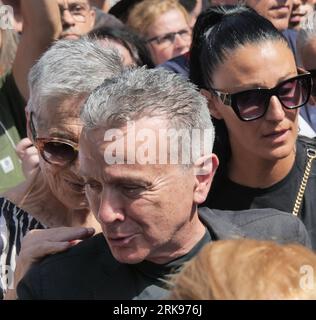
left=203, top=136, right=316, bottom=248
left=17, top=229, right=211, bottom=300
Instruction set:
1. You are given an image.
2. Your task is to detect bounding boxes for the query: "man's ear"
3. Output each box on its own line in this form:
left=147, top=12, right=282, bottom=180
left=193, top=153, right=219, bottom=205
left=200, top=89, right=223, bottom=120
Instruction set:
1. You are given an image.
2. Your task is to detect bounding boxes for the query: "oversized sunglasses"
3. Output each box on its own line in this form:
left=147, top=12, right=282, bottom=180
left=307, top=69, right=316, bottom=96
left=30, top=112, right=78, bottom=166
left=210, top=72, right=312, bottom=121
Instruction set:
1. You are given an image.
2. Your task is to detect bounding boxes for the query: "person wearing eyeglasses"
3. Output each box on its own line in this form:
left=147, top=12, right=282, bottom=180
left=297, top=11, right=316, bottom=134
left=1, top=38, right=124, bottom=299
left=126, top=0, right=192, bottom=65
left=57, top=0, right=96, bottom=39
left=189, top=6, right=316, bottom=248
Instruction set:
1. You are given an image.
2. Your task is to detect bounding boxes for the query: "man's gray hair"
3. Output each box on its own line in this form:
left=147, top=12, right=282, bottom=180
left=27, top=37, right=124, bottom=119
left=81, top=67, right=215, bottom=164
left=297, top=11, right=316, bottom=53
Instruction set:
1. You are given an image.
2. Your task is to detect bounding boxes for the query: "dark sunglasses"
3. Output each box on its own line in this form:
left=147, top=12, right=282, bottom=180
left=307, top=69, right=316, bottom=96
left=210, top=72, right=312, bottom=121
left=30, top=112, right=78, bottom=166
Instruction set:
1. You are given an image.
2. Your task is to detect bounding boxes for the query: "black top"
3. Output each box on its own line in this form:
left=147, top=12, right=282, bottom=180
left=204, top=136, right=316, bottom=248
left=17, top=229, right=212, bottom=300
left=16, top=207, right=310, bottom=300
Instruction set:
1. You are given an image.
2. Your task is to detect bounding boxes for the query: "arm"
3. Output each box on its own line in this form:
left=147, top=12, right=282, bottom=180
left=12, top=0, right=62, bottom=100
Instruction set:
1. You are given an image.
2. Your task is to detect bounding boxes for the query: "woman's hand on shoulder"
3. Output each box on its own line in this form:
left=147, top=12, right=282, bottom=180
left=4, top=226, right=95, bottom=299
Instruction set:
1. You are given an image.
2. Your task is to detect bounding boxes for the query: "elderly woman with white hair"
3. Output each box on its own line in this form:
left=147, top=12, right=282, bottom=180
left=0, top=38, right=124, bottom=299
left=297, top=10, right=316, bottom=135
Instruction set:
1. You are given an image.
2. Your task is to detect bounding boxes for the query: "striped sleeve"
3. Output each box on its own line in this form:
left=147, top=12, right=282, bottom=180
left=0, top=197, right=45, bottom=297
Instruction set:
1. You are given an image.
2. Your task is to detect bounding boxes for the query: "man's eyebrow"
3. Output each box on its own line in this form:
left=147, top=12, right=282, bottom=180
left=78, top=173, right=151, bottom=186
left=110, top=177, right=151, bottom=186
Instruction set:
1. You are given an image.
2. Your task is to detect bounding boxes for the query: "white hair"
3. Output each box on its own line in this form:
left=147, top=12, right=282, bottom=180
left=27, top=37, right=124, bottom=120
left=81, top=67, right=215, bottom=165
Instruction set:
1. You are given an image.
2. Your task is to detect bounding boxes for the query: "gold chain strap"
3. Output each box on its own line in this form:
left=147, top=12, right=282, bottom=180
left=292, top=148, right=316, bottom=216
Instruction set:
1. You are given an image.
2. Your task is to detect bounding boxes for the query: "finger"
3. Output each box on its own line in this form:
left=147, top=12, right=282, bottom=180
left=16, top=138, right=34, bottom=157
left=27, top=227, right=95, bottom=243
left=22, top=154, right=40, bottom=169
left=23, top=146, right=38, bottom=158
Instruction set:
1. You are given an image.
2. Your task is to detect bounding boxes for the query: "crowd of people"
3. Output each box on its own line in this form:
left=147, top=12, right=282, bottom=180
left=1, top=0, right=316, bottom=300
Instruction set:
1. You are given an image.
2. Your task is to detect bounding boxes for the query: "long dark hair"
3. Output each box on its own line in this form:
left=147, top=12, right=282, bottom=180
left=189, top=5, right=288, bottom=171
left=89, top=26, right=155, bottom=68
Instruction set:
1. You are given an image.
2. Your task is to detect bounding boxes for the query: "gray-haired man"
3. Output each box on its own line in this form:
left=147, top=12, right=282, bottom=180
left=17, top=67, right=310, bottom=300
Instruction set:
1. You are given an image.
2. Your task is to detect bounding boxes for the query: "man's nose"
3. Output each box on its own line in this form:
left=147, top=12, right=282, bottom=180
left=98, top=189, right=124, bottom=224
left=61, top=9, right=76, bottom=27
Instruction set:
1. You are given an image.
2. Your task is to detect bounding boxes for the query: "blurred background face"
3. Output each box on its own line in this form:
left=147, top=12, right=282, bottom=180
left=246, top=0, right=293, bottom=30
left=57, top=0, right=96, bottom=39
left=145, top=8, right=192, bottom=65
left=34, top=97, right=88, bottom=210
left=300, top=37, right=316, bottom=104
left=290, top=0, right=315, bottom=29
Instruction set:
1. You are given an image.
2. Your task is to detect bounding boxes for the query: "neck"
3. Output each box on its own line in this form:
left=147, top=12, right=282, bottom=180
left=3, top=169, right=101, bottom=232
left=148, top=207, right=206, bottom=264
left=228, top=148, right=296, bottom=188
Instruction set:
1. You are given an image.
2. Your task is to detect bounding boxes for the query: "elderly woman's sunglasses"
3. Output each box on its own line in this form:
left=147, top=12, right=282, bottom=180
left=30, top=112, right=78, bottom=166
left=210, top=72, right=312, bottom=121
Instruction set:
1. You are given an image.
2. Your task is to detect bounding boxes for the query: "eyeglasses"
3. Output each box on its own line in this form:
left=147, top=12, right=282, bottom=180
left=307, top=69, right=316, bottom=96
left=30, top=112, right=78, bottom=166
left=146, top=29, right=191, bottom=49
left=58, top=2, right=90, bottom=23
left=210, top=72, right=312, bottom=121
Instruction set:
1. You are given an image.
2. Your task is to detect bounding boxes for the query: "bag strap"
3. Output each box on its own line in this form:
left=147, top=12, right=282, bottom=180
left=292, top=148, right=316, bottom=216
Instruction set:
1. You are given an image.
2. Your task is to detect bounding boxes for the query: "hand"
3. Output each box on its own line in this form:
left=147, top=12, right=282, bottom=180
left=15, top=138, right=39, bottom=178
left=4, top=226, right=95, bottom=299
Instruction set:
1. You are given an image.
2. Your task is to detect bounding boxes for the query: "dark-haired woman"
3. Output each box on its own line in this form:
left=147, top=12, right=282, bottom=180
left=190, top=6, right=316, bottom=248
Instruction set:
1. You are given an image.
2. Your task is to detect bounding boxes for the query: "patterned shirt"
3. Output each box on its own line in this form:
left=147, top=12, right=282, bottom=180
left=0, top=197, right=45, bottom=298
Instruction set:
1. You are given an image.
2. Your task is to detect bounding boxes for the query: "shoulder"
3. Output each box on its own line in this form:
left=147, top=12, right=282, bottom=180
left=158, top=54, right=190, bottom=78
left=40, top=233, right=114, bottom=268
left=199, top=207, right=311, bottom=247
left=17, top=233, right=121, bottom=299
left=21, top=233, right=118, bottom=281
left=296, top=136, right=316, bottom=174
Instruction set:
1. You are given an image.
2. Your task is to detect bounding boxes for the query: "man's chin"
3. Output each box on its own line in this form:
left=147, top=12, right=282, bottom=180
left=110, top=247, right=146, bottom=265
